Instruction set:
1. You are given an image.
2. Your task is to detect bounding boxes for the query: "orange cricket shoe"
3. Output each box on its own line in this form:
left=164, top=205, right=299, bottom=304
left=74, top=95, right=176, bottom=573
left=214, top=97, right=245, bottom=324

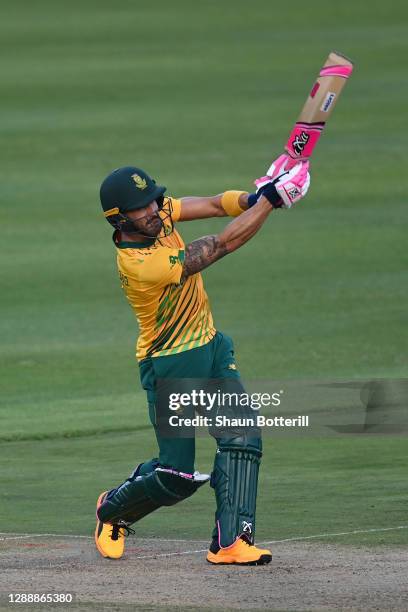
left=206, top=537, right=272, bottom=565
left=94, top=491, right=133, bottom=559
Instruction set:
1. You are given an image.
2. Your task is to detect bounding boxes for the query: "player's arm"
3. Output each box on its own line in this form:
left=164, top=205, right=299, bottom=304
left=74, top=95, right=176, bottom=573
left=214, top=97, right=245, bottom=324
left=177, top=158, right=308, bottom=221
left=180, top=195, right=271, bottom=281
left=178, top=193, right=249, bottom=221
left=180, top=161, right=311, bottom=281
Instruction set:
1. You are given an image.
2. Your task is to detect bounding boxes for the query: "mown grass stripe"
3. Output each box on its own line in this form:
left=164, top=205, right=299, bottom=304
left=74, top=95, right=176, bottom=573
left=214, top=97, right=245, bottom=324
left=0, top=424, right=151, bottom=443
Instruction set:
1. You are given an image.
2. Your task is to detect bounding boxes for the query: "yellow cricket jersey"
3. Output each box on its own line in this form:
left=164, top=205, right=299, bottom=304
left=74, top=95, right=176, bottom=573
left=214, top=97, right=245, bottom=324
left=113, top=197, right=216, bottom=361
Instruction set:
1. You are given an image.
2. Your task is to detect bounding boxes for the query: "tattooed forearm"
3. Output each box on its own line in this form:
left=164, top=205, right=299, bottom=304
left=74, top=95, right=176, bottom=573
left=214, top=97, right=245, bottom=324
left=181, top=196, right=272, bottom=281
left=181, top=235, right=228, bottom=281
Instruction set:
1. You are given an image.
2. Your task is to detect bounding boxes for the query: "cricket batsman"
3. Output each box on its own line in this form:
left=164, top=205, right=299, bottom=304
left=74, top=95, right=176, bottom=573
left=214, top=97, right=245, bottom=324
left=95, top=157, right=310, bottom=565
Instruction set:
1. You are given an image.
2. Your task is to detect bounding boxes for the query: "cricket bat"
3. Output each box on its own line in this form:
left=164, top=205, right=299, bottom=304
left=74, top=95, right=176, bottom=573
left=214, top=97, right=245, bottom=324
left=284, top=51, right=354, bottom=162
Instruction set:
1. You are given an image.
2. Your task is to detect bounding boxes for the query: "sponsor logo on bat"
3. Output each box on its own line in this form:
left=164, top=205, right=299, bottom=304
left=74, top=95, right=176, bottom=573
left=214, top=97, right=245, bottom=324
left=321, top=92, right=336, bottom=113
left=292, top=131, right=309, bottom=156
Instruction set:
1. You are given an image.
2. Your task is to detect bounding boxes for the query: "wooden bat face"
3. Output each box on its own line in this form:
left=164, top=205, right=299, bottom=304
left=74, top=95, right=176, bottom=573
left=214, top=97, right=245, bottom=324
left=285, top=52, right=354, bottom=161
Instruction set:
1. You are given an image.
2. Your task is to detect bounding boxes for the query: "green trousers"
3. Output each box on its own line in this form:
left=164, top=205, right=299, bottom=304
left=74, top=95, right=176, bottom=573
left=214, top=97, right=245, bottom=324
left=139, top=331, right=241, bottom=473
left=99, top=331, right=263, bottom=546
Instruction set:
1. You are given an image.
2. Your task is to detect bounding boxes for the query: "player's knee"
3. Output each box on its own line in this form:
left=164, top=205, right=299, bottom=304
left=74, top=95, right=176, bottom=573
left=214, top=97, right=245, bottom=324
left=144, top=468, right=207, bottom=506
left=97, top=466, right=209, bottom=525
left=217, top=435, right=262, bottom=457
left=211, top=436, right=262, bottom=492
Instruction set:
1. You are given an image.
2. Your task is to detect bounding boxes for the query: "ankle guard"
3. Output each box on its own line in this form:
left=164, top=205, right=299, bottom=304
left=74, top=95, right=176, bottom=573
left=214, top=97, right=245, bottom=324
left=211, top=437, right=262, bottom=548
left=97, top=467, right=210, bottom=525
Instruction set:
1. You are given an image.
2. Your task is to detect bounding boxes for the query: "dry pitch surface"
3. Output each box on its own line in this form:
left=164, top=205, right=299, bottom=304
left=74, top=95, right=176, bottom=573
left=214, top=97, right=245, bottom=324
left=0, top=534, right=407, bottom=611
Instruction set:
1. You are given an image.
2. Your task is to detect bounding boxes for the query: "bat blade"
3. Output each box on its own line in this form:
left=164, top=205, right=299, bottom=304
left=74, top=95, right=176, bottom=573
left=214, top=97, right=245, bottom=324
left=285, top=51, right=354, bottom=161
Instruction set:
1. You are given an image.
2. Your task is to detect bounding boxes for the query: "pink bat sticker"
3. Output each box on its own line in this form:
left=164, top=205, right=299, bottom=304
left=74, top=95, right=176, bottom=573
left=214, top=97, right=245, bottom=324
left=285, top=123, right=325, bottom=159
left=310, top=82, right=320, bottom=98
left=319, top=64, right=353, bottom=79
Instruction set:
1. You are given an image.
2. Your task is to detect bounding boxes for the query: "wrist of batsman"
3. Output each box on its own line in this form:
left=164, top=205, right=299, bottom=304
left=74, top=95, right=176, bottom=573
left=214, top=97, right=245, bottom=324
left=221, top=190, right=248, bottom=216
left=247, top=182, right=283, bottom=209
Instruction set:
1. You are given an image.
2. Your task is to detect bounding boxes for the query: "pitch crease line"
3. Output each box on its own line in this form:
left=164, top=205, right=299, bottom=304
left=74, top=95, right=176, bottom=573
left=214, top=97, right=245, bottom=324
left=0, top=533, right=206, bottom=543
left=263, top=525, right=408, bottom=545
left=132, top=525, right=408, bottom=560
left=1, top=525, right=407, bottom=551
left=0, top=534, right=92, bottom=541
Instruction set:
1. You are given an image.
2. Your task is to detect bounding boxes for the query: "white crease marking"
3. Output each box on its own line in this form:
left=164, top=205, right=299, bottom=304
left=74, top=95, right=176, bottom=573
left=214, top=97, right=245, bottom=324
left=1, top=525, right=407, bottom=559
left=132, top=525, right=408, bottom=560
left=263, top=525, right=408, bottom=545
left=0, top=533, right=204, bottom=543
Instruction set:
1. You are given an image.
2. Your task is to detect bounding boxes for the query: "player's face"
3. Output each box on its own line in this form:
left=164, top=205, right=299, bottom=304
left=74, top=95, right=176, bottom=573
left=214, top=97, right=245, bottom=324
left=126, top=201, right=162, bottom=237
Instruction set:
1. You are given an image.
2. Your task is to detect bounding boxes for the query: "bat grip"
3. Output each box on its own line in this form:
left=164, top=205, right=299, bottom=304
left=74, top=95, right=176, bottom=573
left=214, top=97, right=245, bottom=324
left=285, top=122, right=325, bottom=162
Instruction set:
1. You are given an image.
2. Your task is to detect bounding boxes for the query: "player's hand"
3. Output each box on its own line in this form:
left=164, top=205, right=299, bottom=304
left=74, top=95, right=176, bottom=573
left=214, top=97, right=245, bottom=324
left=254, top=160, right=310, bottom=209
left=262, top=153, right=297, bottom=180
left=273, top=160, right=310, bottom=208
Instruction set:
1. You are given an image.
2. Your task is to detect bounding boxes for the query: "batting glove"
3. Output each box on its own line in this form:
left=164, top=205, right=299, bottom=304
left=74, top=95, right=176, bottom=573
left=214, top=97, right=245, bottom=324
left=264, top=153, right=297, bottom=179
left=252, top=160, right=310, bottom=209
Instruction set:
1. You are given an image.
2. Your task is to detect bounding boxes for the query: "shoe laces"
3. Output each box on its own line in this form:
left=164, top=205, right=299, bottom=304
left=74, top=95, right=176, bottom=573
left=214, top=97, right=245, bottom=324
left=239, top=536, right=254, bottom=548
left=110, top=523, right=135, bottom=541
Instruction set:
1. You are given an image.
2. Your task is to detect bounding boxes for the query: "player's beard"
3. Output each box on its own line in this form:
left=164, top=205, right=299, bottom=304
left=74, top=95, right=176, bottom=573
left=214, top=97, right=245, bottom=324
left=138, top=214, right=163, bottom=237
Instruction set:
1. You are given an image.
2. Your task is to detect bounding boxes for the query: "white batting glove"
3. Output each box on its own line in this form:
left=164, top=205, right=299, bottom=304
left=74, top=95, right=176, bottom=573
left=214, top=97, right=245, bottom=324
left=265, top=153, right=297, bottom=178
left=254, top=160, right=310, bottom=209
left=274, top=161, right=310, bottom=208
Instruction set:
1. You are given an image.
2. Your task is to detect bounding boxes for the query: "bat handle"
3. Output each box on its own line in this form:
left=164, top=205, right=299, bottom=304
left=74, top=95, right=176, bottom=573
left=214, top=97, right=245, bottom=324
left=285, top=122, right=325, bottom=163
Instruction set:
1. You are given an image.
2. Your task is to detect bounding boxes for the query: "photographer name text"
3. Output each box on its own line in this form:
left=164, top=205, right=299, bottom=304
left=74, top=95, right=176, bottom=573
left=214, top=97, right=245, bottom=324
left=168, top=415, right=309, bottom=428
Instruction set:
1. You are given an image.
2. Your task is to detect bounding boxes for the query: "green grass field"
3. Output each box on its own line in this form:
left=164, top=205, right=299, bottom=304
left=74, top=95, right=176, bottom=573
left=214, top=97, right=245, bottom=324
left=1, top=0, right=407, bottom=548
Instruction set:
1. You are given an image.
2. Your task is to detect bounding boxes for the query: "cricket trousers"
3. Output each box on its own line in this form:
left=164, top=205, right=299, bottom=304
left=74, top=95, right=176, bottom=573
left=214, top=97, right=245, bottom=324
left=139, top=330, right=249, bottom=472
left=140, top=331, right=262, bottom=546
left=98, top=331, right=263, bottom=548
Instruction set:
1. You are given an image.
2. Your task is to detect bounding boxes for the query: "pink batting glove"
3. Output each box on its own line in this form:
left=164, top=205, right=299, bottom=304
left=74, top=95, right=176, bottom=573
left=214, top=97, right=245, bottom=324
left=254, top=160, right=310, bottom=209
left=254, top=153, right=298, bottom=190
left=274, top=161, right=310, bottom=208
left=267, top=153, right=300, bottom=177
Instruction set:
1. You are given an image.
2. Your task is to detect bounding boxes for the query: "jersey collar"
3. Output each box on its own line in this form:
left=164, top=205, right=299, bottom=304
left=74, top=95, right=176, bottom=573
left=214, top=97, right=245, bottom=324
left=112, top=230, right=156, bottom=249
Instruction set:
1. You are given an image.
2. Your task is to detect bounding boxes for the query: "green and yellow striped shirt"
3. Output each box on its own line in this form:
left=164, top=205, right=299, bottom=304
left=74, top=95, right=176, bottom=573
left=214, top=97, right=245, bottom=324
left=114, top=197, right=216, bottom=361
